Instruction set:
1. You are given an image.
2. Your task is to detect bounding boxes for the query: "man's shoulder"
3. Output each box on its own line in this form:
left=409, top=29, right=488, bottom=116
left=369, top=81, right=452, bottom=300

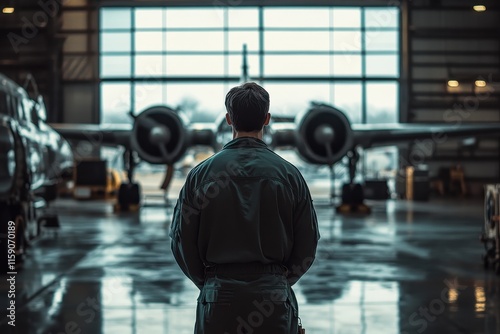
left=187, top=153, right=216, bottom=175
left=186, top=151, right=228, bottom=179
left=265, top=149, right=304, bottom=175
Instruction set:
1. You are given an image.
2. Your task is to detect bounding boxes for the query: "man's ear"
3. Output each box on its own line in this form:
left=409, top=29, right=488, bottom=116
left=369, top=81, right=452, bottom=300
left=225, top=113, right=232, bottom=125
left=263, top=113, right=271, bottom=126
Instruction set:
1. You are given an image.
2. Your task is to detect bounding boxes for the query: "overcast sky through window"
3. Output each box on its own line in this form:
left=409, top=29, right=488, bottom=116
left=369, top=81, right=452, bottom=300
left=100, top=7, right=399, bottom=125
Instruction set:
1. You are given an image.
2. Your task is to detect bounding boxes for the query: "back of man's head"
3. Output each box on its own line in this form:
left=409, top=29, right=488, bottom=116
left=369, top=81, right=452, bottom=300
left=225, top=82, right=270, bottom=132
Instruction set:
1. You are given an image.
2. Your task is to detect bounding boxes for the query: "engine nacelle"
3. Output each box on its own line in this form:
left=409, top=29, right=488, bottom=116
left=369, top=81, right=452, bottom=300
left=295, top=103, right=354, bottom=165
left=0, top=119, right=16, bottom=199
left=131, top=106, right=189, bottom=165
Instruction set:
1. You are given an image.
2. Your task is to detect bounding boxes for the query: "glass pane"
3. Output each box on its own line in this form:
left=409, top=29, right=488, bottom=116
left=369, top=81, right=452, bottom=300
left=101, top=83, right=131, bottom=124
left=228, top=8, right=259, bottom=28
left=101, top=32, right=131, bottom=52
left=228, top=31, right=260, bottom=52
left=135, top=8, right=164, bottom=29
left=166, top=31, right=224, bottom=52
left=228, top=54, right=260, bottom=77
left=264, top=8, right=330, bottom=28
left=135, top=31, right=163, bottom=52
left=165, top=9, right=224, bottom=28
left=167, top=83, right=226, bottom=119
left=100, top=55, right=131, bottom=78
left=366, top=55, right=399, bottom=77
left=332, top=83, right=362, bottom=124
left=364, top=31, right=398, bottom=51
left=100, top=8, right=131, bottom=30
left=264, top=55, right=330, bottom=76
left=262, top=83, right=330, bottom=116
left=134, top=83, right=165, bottom=113
left=332, top=55, right=362, bottom=77
left=166, top=55, right=224, bottom=76
left=265, top=31, right=330, bottom=51
left=332, top=8, right=361, bottom=28
left=364, top=8, right=399, bottom=29
left=332, top=31, right=362, bottom=51
left=135, top=55, right=164, bottom=77
left=366, top=82, right=398, bottom=124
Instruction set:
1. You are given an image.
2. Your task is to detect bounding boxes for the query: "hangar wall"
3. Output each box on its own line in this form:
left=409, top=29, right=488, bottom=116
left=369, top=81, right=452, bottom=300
left=405, top=0, right=500, bottom=192
left=0, top=0, right=64, bottom=122
left=60, top=0, right=99, bottom=124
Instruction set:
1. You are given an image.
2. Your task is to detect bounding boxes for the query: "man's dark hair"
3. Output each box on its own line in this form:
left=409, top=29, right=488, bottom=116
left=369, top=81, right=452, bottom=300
left=225, top=82, right=270, bottom=132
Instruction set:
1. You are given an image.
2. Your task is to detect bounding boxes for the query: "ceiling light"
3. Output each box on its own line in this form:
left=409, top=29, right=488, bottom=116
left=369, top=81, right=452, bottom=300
left=447, top=80, right=459, bottom=88
left=2, top=7, right=15, bottom=14
left=475, top=80, right=487, bottom=87
left=473, top=5, right=486, bottom=12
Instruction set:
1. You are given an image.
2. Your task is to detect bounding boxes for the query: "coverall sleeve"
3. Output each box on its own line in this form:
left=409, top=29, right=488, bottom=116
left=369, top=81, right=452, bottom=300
left=285, top=179, right=320, bottom=286
left=170, top=182, right=205, bottom=289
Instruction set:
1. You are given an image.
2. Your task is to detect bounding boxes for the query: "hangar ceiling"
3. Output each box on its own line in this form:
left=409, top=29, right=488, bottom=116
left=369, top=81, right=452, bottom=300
left=0, top=0, right=499, bottom=182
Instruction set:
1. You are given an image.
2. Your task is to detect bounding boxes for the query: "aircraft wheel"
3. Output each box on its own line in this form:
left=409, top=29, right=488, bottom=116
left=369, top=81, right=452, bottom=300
left=118, top=182, right=141, bottom=211
left=482, top=254, right=489, bottom=269
left=352, top=184, right=364, bottom=205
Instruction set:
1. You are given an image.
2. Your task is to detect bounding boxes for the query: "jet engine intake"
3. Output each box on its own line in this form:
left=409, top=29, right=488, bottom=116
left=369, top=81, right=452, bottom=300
left=295, top=103, right=354, bottom=165
left=131, top=106, right=188, bottom=165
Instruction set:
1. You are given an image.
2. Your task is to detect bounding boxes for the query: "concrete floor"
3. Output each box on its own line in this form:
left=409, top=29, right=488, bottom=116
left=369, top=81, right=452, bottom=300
left=0, top=188, right=499, bottom=333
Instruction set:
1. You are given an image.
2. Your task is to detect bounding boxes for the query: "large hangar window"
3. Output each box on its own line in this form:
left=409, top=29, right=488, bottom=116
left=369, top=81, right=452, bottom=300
left=99, top=6, right=400, bottom=126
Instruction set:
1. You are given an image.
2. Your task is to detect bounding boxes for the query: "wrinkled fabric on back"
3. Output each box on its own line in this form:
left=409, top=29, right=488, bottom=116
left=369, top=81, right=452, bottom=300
left=170, top=137, right=319, bottom=333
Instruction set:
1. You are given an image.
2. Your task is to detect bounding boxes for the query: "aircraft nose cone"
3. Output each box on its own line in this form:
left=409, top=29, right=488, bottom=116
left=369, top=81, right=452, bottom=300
left=149, top=126, right=171, bottom=145
left=314, top=125, right=335, bottom=144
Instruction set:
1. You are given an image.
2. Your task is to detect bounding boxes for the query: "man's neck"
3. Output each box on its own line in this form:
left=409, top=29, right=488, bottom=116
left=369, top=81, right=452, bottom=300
left=233, top=130, right=263, bottom=140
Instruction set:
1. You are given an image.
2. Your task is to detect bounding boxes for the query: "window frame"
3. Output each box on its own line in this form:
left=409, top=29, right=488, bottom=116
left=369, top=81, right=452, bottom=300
left=98, top=6, right=401, bottom=124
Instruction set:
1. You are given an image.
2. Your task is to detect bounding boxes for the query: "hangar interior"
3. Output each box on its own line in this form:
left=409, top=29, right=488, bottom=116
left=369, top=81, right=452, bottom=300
left=1, top=0, right=500, bottom=333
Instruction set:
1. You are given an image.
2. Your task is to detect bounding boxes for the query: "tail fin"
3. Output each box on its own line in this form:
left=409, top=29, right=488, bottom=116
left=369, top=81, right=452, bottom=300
left=240, top=43, right=249, bottom=83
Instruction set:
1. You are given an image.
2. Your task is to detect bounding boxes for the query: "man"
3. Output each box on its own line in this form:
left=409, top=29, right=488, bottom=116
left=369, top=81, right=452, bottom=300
left=170, top=82, right=319, bottom=334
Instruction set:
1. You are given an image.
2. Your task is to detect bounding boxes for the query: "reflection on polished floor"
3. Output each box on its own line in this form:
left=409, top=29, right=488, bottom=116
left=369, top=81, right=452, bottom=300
left=1, top=188, right=499, bottom=333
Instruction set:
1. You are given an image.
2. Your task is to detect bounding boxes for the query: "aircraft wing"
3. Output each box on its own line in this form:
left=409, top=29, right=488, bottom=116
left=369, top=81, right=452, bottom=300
left=352, top=123, right=500, bottom=148
left=50, top=123, right=133, bottom=148
left=50, top=106, right=219, bottom=165
left=269, top=102, right=500, bottom=165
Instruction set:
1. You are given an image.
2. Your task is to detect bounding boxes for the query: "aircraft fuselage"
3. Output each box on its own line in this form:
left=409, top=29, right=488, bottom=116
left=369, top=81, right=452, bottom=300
left=0, top=73, right=73, bottom=203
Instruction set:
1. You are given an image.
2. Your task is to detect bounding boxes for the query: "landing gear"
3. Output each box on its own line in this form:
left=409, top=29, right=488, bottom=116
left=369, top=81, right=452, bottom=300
left=336, top=183, right=371, bottom=214
left=115, top=149, right=141, bottom=212
left=335, top=150, right=371, bottom=214
left=117, top=183, right=141, bottom=212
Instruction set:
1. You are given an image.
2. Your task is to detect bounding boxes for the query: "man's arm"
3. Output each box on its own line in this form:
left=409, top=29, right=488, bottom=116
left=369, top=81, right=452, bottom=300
left=285, top=180, right=320, bottom=286
left=170, top=184, right=205, bottom=289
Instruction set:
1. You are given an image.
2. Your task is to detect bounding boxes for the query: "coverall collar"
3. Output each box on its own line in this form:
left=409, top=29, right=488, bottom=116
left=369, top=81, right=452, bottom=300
left=223, top=137, right=268, bottom=150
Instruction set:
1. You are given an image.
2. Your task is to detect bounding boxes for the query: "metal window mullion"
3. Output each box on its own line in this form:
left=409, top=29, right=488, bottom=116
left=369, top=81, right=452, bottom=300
left=259, top=6, right=264, bottom=84
left=224, top=8, right=229, bottom=78
left=361, top=7, right=367, bottom=125
left=131, top=8, right=136, bottom=115
left=163, top=7, right=167, bottom=105
left=329, top=6, right=334, bottom=104
left=98, top=8, right=102, bottom=123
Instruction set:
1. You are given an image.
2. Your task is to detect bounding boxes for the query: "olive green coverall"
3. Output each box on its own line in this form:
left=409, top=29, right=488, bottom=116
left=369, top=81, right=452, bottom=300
left=170, top=137, right=319, bottom=334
